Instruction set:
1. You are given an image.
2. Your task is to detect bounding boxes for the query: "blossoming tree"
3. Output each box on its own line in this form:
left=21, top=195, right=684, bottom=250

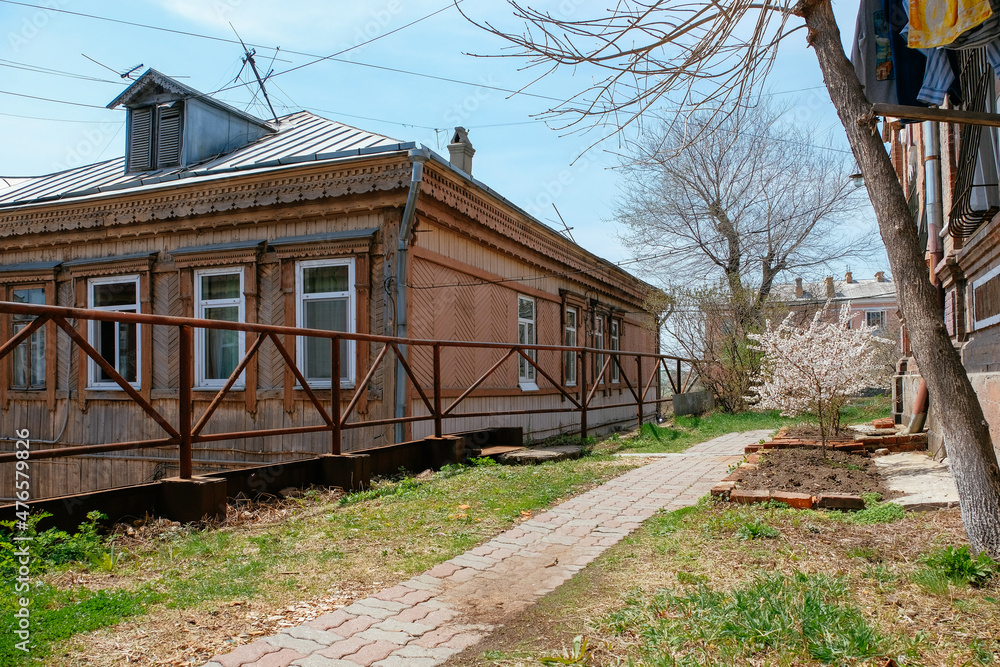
left=748, top=304, right=894, bottom=454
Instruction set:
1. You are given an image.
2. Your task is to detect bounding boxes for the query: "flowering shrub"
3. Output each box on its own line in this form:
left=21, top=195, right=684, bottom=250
left=747, top=304, right=894, bottom=452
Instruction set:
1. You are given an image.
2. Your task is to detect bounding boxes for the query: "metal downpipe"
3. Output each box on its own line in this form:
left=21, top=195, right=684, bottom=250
left=394, top=148, right=429, bottom=443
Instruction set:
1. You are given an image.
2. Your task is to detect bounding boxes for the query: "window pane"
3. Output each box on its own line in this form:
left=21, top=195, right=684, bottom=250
left=518, top=298, right=534, bottom=320
left=13, top=288, right=44, bottom=306
left=304, top=265, right=349, bottom=294
left=30, top=328, right=44, bottom=387
left=120, top=322, right=137, bottom=382
left=11, top=323, right=26, bottom=388
left=93, top=282, right=137, bottom=307
left=203, top=306, right=239, bottom=380
left=303, top=298, right=348, bottom=381
left=566, top=310, right=576, bottom=329
left=97, top=320, right=116, bottom=382
left=201, top=273, right=240, bottom=300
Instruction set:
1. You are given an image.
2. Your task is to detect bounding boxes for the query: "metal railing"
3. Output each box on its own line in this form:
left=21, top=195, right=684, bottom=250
left=0, top=302, right=699, bottom=477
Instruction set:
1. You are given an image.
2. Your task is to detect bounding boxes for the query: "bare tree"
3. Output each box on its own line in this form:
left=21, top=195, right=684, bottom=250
left=458, top=0, right=1000, bottom=557
left=618, top=102, right=871, bottom=316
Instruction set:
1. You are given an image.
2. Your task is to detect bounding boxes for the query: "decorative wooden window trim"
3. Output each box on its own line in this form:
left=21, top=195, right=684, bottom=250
left=174, top=241, right=262, bottom=411
left=277, top=232, right=375, bottom=413
left=563, top=305, right=578, bottom=388
left=559, top=291, right=587, bottom=392
left=593, top=309, right=606, bottom=386
left=610, top=317, right=621, bottom=384
left=0, top=262, right=61, bottom=410
left=65, top=253, right=156, bottom=406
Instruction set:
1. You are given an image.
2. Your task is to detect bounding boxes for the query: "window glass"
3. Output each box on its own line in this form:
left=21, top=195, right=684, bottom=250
left=89, top=277, right=140, bottom=387
left=518, top=296, right=536, bottom=383
left=11, top=288, right=45, bottom=389
left=565, top=308, right=577, bottom=386
left=304, top=265, right=349, bottom=294
left=595, top=316, right=605, bottom=384
left=195, top=269, right=244, bottom=387
left=297, top=259, right=355, bottom=385
left=610, top=320, right=620, bottom=383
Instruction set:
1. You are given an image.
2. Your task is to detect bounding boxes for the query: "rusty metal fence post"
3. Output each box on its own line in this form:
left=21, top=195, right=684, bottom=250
left=178, top=325, right=193, bottom=479
left=433, top=344, right=442, bottom=438
left=331, top=336, right=342, bottom=455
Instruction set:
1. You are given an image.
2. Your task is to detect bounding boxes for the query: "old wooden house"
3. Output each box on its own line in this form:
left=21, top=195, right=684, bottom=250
left=0, top=70, right=659, bottom=499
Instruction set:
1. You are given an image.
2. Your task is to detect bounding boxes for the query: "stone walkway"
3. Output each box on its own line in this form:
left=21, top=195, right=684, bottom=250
left=204, top=430, right=770, bottom=667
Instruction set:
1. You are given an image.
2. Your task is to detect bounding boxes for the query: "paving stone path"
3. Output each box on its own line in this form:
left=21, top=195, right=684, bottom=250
left=204, top=430, right=769, bottom=667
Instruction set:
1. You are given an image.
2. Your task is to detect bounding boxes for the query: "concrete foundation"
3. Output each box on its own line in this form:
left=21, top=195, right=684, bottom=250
left=672, top=391, right=715, bottom=416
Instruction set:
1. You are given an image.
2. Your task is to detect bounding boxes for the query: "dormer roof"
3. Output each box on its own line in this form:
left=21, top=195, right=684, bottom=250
left=106, top=67, right=273, bottom=133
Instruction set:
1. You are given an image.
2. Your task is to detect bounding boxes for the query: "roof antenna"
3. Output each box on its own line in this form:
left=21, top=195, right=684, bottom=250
left=230, top=23, right=279, bottom=124
left=82, top=54, right=144, bottom=79
left=552, top=204, right=576, bottom=243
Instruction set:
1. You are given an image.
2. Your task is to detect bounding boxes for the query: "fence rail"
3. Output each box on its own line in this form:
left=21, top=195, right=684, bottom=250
left=0, top=302, right=699, bottom=477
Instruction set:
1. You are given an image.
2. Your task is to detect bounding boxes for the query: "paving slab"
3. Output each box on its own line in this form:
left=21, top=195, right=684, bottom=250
left=873, top=451, right=960, bottom=510
left=498, top=444, right=583, bottom=463
left=204, top=430, right=770, bottom=667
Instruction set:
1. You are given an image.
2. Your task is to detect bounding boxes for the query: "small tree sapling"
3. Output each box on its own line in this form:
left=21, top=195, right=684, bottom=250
left=748, top=304, right=893, bottom=455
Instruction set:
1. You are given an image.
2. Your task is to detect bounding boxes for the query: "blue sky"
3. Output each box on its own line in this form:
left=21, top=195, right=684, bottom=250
left=0, top=0, right=885, bottom=278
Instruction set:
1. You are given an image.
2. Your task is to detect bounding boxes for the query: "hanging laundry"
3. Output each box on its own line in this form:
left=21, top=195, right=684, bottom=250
left=943, top=0, right=1000, bottom=48
left=885, top=0, right=929, bottom=106
left=908, top=0, right=994, bottom=49
left=917, top=48, right=955, bottom=104
left=853, top=0, right=900, bottom=104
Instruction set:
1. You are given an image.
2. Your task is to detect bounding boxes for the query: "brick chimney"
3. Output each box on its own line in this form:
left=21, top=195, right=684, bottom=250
left=447, top=126, right=475, bottom=175
left=845, top=271, right=853, bottom=283
left=795, top=277, right=803, bottom=298
left=824, top=276, right=835, bottom=298
left=875, top=271, right=885, bottom=282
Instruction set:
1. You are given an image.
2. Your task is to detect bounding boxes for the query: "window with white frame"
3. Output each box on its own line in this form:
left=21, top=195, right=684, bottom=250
left=296, top=259, right=355, bottom=386
left=517, top=296, right=536, bottom=386
left=866, top=310, right=886, bottom=331
left=11, top=287, right=45, bottom=390
left=594, top=315, right=605, bottom=384
left=564, top=307, right=577, bottom=387
left=194, top=268, right=245, bottom=388
left=88, top=276, right=141, bottom=388
left=610, top=319, right=620, bottom=383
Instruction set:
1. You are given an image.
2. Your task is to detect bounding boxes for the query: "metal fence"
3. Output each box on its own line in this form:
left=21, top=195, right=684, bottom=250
left=0, top=302, right=699, bottom=478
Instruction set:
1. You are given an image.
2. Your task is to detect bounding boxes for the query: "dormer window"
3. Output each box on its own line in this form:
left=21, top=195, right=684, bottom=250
left=126, top=102, right=183, bottom=173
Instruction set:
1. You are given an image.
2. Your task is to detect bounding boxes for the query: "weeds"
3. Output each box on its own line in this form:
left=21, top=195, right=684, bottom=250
left=539, top=635, right=593, bottom=665
left=735, top=520, right=781, bottom=540
left=920, top=545, right=996, bottom=588
left=605, top=571, right=883, bottom=665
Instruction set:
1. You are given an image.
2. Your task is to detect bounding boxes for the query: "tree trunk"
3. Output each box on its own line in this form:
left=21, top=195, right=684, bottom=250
left=796, top=0, right=1000, bottom=556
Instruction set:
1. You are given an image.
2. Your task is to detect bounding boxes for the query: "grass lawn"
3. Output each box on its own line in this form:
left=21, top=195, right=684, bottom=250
left=599, top=395, right=892, bottom=455
left=0, top=455, right=640, bottom=666
left=455, top=499, right=999, bottom=666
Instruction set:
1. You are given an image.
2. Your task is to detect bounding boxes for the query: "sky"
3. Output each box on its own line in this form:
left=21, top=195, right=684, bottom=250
left=0, top=0, right=888, bottom=280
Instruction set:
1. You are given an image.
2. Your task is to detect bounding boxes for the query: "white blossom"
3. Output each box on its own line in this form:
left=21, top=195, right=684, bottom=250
left=747, top=304, right=894, bottom=451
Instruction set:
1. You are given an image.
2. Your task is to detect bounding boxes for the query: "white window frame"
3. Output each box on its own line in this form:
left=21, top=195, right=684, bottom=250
left=517, top=295, right=537, bottom=390
left=564, top=306, right=577, bottom=387
left=610, top=319, right=620, bottom=383
left=296, top=258, right=356, bottom=388
left=87, top=275, right=141, bottom=389
left=194, top=267, right=246, bottom=389
left=865, top=309, right=887, bottom=331
left=594, top=315, right=605, bottom=385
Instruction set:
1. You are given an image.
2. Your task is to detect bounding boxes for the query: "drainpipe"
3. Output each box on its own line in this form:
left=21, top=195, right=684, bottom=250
left=394, top=148, right=430, bottom=443
left=923, top=122, right=944, bottom=287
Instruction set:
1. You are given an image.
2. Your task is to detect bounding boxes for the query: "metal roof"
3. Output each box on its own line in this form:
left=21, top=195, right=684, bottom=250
left=772, top=277, right=897, bottom=303
left=0, top=111, right=408, bottom=208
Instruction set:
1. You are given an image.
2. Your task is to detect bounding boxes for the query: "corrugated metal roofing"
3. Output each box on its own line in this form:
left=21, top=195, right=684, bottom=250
left=0, top=111, right=407, bottom=208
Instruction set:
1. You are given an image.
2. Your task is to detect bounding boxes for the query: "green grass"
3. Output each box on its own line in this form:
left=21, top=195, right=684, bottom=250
left=23, top=453, right=638, bottom=663
left=604, top=571, right=884, bottom=665
left=605, top=395, right=892, bottom=454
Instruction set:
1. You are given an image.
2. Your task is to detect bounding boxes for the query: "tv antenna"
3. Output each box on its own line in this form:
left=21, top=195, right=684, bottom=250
left=82, top=55, right=145, bottom=79
left=230, top=23, right=279, bottom=123
left=552, top=204, right=576, bottom=243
